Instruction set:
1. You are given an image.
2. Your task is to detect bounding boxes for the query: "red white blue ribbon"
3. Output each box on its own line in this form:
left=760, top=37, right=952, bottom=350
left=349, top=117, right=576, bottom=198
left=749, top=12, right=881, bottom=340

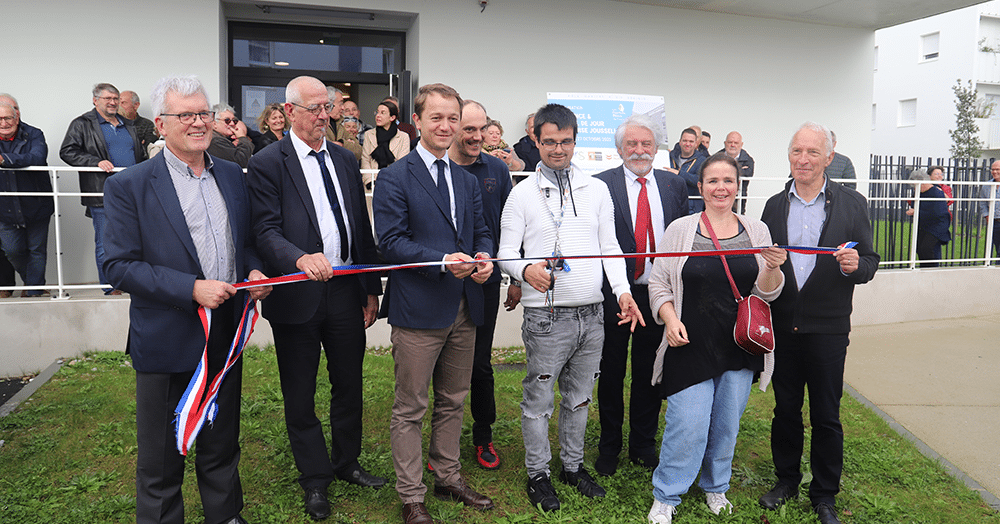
left=174, top=293, right=259, bottom=455
left=232, top=243, right=858, bottom=291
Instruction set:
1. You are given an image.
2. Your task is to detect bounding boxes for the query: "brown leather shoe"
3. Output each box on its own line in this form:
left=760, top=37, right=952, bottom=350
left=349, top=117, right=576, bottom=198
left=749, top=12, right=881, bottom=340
left=433, top=478, right=495, bottom=510
left=0, top=291, right=12, bottom=298
left=401, top=502, right=433, bottom=524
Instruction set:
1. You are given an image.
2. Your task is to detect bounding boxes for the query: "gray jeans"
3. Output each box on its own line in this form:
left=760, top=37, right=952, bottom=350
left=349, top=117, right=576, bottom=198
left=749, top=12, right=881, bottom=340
left=521, top=303, right=604, bottom=477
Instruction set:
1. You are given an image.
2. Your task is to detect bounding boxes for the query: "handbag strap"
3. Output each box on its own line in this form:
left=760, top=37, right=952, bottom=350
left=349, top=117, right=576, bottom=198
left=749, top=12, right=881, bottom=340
left=699, top=212, right=744, bottom=301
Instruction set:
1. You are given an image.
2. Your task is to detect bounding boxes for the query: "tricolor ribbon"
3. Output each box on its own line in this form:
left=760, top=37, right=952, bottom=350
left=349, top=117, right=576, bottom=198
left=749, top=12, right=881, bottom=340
left=176, top=241, right=856, bottom=454
left=174, top=293, right=259, bottom=455
left=232, top=242, right=859, bottom=291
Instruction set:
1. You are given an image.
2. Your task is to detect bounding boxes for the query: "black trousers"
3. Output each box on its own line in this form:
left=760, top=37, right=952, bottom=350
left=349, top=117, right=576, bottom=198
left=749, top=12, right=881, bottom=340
left=597, top=284, right=666, bottom=460
left=470, top=281, right=501, bottom=446
left=0, top=250, right=14, bottom=286
left=135, top=298, right=242, bottom=524
left=915, top=229, right=942, bottom=268
left=770, top=330, right=849, bottom=507
left=271, top=276, right=366, bottom=489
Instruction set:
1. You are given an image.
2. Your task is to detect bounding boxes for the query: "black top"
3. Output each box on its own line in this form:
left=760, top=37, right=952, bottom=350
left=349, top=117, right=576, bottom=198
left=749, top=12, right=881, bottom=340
left=662, top=228, right=762, bottom=397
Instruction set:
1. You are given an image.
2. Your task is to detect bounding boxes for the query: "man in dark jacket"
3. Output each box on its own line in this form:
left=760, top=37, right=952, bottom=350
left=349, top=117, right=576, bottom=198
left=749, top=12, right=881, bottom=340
left=59, top=82, right=146, bottom=294
left=512, top=113, right=541, bottom=172
left=0, top=93, right=29, bottom=297
left=758, top=122, right=879, bottom=524
left=0, top=102, right=51, bottom=297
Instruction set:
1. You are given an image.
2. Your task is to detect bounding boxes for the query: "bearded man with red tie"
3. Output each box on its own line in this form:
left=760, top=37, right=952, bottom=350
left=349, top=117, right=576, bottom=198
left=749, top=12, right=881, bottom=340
left=593, top=114, right=688, bottom=477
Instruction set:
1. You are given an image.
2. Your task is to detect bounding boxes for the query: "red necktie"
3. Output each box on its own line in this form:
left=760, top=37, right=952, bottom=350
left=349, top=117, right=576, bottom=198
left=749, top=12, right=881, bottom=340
left=635, top=176, right=655, bottom=279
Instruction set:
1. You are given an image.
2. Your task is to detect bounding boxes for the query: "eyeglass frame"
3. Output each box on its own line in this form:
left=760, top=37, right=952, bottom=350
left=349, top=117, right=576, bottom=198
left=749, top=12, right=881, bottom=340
left=0, top=115, right=17, bottom=124
left=539, top=138, right=576, bottom=150
left=160, top=111, right=216, bottom=125
left=290, top=102, right=333, bottom=116
left=218, top=117, right=240, bottom=125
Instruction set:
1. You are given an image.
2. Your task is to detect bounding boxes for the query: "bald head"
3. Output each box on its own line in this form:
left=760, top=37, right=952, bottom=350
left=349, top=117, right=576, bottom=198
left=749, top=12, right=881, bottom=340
left=991, top=160, right=1000, bottom=182
left=0, top=94, right=19, bottom=118
left=724, top=131, right=743, bottom=158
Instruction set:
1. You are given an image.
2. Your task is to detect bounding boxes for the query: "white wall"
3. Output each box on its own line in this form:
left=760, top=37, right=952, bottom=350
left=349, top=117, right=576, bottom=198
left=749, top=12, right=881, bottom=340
left=872, top=4, right=981, bottom=159
left=7, top=0, right=875, bottom=285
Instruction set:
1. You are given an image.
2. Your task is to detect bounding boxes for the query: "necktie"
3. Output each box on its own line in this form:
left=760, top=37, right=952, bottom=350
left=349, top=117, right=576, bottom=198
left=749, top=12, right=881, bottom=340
left=635, top=176, right=655, bottom=279
left=435, top=159, right=451, bottom=224
left=309, top=150, right=350, bottom=262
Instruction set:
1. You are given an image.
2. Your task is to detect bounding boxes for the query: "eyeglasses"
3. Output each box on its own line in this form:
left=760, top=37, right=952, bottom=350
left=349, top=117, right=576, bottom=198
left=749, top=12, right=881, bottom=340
left=540, top=139, right=575, bottom=150
left=161, top=111, right=216, bottom=124
left=291, top=102, right=333, bottom=116
left=218, top=117, right=240, bottom=125
left=96, top=96, right=120, bottom=102
left=0, top=116, right=16, bottom=124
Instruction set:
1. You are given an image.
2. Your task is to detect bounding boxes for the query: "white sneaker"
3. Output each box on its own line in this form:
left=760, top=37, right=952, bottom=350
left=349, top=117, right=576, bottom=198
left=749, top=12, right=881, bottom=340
left=706, top=491, right=733, bottom=515
left=648, top=500, right=676, bottom=523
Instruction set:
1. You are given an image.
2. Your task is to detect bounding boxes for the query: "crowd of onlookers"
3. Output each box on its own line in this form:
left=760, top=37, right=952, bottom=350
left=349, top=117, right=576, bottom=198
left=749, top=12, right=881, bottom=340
left=0, top=81, right=997, bottom=301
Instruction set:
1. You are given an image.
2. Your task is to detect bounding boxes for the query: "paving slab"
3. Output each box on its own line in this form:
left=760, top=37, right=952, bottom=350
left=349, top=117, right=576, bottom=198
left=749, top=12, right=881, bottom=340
left=846, top=315, right=1000, bottom=504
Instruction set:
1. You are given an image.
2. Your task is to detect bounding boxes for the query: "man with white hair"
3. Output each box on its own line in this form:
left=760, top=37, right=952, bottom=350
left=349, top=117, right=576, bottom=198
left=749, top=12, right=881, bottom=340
left=247, top=75, right=385, bottom=521
left=0, top=93, right=42, bottom=298
left=752, top=122, right=879, bottom=524
left=593, top=114, right=688, bottom=477
left=721, top=131, right=755, bottom=213
left=207, top=103, right=254, bottom=168
left=103, top=75, right=271, bottom=524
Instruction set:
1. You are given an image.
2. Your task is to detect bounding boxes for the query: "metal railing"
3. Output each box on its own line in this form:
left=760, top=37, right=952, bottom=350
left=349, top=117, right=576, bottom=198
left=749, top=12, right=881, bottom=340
left=2, top=165, right=996, bottom=300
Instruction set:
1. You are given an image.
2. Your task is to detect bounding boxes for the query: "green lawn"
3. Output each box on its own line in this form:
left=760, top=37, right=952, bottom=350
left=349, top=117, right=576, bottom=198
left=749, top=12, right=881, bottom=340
left=1, top=347, right=997, bottom=523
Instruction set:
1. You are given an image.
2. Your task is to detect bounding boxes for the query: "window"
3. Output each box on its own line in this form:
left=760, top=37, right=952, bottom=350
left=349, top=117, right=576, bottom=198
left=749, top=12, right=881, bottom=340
left=899, top=99, right=917, bottom=127
left=874, top=45, right=879, bottom=71
left=921, top=32, right=940, bottom=61
left=872, top=104, right=877, bottom=130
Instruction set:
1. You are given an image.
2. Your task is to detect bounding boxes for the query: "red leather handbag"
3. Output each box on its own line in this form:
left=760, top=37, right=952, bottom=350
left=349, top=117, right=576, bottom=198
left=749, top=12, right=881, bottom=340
left=700, top=213, right=775, bottom=356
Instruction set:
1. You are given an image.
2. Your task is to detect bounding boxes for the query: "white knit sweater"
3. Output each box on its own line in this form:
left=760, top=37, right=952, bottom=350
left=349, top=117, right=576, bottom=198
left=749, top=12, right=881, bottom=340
left=498, top=166, right=631, bottom=308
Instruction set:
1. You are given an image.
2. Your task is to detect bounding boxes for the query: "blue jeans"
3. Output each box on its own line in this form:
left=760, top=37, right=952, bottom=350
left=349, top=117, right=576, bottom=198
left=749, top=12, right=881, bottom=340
left=521, top=303, right=604, bottom=478
left=652, top=368, right=754, bottom=506
left=0, top=218, right=50, bottom=294
left=89, top=206, right=109, bottom=289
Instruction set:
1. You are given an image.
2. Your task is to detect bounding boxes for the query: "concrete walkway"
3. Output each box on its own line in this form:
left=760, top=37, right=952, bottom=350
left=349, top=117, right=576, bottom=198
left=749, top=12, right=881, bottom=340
left=845, top=314, right=1000, bottom=509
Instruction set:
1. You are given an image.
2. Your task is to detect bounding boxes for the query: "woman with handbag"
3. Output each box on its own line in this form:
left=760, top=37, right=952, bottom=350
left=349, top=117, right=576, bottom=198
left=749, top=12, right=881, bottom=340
left=646, top=153, right=786, bottom=524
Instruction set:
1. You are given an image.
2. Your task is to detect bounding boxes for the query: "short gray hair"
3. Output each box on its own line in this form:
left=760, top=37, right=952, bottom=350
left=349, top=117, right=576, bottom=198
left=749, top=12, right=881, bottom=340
left=789, top=122, right=834, bottom=155
left=125, top=91, right=140, bottom=105
left=0, top=93, right=18, bottom=107
left=614, top=114, right=664, bottom=149
left=149, top=76, right=210, bottom=118
left=211, top=103, right=236, bottom=118
left=286, top=76, right=324, bottom=105
left=326, top=86, right=343, bottom=103
left=92, top=83, right=119, bottom=98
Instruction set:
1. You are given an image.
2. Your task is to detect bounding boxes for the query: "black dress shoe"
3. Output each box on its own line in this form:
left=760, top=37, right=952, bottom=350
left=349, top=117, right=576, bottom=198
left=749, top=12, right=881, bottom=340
left=526, top=473, right=560, bottom=512
left=434, top=477, right=495, bottom=510
left=815, top=503, right=842, bottom=524
left=594, top=454, right=618, bottom=476
left=629, top=454, right=659, bottom=471
left=401, top=502, right=433, bottom=524
left=304, top=486, right=331, bottom=520
left=759, top=482, right=797, bottom=510
left=558, top=465, right=606, bottom=498
left=337, top=466, right=388, bottom=488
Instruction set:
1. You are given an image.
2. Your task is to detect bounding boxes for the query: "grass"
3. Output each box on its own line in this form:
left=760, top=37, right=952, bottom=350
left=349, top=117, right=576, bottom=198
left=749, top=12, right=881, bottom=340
left=1, top=346, right=998, bottom=523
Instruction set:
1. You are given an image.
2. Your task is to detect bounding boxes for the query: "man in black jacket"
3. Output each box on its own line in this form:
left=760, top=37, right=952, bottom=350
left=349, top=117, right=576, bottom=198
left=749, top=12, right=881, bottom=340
left=59, top=83, right=146, bottom=294
left=512, top=113, right=540, bottom=172
left=758, top=122, right=879, bottom=524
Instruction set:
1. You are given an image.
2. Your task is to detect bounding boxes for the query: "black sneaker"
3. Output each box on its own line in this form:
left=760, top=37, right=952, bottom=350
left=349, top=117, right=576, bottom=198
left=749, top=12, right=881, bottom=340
left=558, top=465, right=606, bottom=498
left=526, top=473, right=561, bottom=511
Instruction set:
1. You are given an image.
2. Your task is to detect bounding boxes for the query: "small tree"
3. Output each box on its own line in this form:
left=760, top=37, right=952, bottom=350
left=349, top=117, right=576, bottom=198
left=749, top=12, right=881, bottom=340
left=949, top=79, right=985, bottom=159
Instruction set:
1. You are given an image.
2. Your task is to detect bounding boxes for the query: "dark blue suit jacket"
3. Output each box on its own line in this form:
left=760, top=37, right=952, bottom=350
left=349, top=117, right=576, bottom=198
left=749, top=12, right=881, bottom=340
left=102, top=152, right=263, bottom=373
left=246, top=136, right=381, bottom=324
left=373, top=148, right=492, bottom=329
left=595, top=166, right=688, bottom=296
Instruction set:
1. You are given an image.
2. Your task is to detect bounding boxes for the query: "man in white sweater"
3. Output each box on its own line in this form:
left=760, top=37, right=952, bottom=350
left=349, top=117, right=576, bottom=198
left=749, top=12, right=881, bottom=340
left=497, top=103, right=644, bottom=512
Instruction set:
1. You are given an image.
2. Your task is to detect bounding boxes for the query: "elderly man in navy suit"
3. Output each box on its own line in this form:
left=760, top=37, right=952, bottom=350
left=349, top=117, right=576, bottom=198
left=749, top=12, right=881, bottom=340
left=373, top=83, right=495, bottom=524
left=594, top=114, right=688, bottom=477
left=246, top=75, right=385, bottom=521
left=103, top=75, right=271, bottom=524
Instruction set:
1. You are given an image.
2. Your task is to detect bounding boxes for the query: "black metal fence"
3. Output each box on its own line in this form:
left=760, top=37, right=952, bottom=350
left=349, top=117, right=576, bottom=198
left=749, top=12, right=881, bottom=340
left=868, top=155, right=996, bottom=267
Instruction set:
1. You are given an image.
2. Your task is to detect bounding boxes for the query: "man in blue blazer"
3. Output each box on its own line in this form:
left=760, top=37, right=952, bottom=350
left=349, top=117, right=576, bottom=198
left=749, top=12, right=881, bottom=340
left=594, top=115, right=689, bottom=477
left=373, top=83, right=495, bottom=524
left=103, top=76, right=270, bottom=524
left=246, top=76, right=385, bottom=521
